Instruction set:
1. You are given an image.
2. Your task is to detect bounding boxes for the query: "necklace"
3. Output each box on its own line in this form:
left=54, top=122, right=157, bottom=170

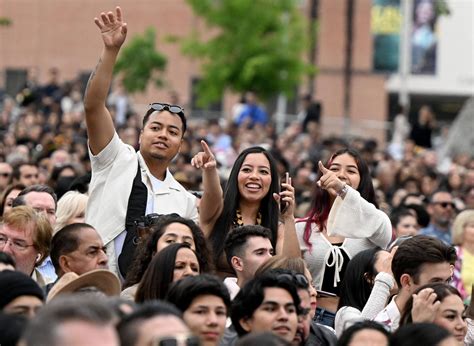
left=233, top=208, right=262, bottom=227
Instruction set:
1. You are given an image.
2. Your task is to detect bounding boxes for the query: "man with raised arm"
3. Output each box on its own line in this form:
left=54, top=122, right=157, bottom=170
left=83, top=7, right=198, bottom=278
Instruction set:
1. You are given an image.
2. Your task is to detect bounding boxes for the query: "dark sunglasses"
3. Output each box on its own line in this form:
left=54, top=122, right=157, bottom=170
left=152, top=335, right=200, bottom=346
left=433, top=201, right=456, bottom=209
left=149, top=103, right=184, bottom=115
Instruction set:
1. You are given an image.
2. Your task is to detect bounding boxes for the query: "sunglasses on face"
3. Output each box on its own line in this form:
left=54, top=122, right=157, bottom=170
left=433, top=201, right=455, bottom=209
left=149, top=103, right=184, bottom=115
left=151, top=334, right=200, bottom=346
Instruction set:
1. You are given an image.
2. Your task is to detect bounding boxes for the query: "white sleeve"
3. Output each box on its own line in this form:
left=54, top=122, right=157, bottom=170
left=466, top=318, right=474, bottom=345
left=335, top=272, right=394, bottom=337
left=327, top=187, right=392, bottom=248
left=89, top=132, right=128, bottom=172
left=360, top=272, right=394, bottom=318
left=335, top=306, right=362, bottom=337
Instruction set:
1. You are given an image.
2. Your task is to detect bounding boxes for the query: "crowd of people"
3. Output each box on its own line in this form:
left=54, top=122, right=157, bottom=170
left=0, top=6, right=473, bottom=346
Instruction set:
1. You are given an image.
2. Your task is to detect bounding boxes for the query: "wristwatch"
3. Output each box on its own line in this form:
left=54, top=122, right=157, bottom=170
left=337, top=183, right=349, bottom=197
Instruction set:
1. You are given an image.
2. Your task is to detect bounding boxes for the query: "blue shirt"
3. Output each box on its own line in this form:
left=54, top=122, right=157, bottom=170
left=419, top=223, right=451, bottom=245
left=235, top=104, right=268, bottom=126
left=37, top=256, right=57, bottom=284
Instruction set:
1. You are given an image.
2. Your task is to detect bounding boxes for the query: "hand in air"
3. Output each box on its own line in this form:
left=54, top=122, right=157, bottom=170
left=411, top=288, right=440, bottom=323
left=317, top=161, right=345, bottom=197
left=94, top=7, right=128, bottom=50
left=191, top=140, right=217, bottom=171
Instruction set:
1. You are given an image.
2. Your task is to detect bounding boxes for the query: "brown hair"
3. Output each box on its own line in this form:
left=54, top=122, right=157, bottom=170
left=255, top=255, right=306, bottom=277
left=3, top=206, right=53, bottom=265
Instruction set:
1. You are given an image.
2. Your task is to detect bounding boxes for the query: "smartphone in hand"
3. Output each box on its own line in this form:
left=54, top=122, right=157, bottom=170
left=280, top=172, right=289, bottom=214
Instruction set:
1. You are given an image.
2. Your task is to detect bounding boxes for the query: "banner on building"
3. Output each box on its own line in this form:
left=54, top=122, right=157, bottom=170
left=411, top=0, right=437, bottom=74
left=371, top=0, right=401, bottom=72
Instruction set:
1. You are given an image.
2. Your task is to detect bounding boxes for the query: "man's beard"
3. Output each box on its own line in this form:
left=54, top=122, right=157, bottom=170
left=436, top=217, right=451, bottom=228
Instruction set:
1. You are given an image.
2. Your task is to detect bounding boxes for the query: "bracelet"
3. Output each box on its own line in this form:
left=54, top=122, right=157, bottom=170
left=337, top=183, right=349, bottom=197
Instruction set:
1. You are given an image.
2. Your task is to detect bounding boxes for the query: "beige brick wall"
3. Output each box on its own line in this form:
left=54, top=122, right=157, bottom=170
left=0, top=0, right=388, bottom=142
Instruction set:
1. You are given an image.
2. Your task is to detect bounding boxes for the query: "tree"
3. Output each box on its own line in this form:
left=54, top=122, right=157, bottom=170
left=181, top=0, right=314, bottom=106
left=0, top=17, right=12, bottom=26
left=114, top=27, right=167, bottom=93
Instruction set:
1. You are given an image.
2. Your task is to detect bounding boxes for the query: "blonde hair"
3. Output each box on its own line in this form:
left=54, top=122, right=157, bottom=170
left=54, top=191, right=89, bottom=233
left=3, top=205, right=52, bottom=265
left=452, top=209, right=474, bottom=245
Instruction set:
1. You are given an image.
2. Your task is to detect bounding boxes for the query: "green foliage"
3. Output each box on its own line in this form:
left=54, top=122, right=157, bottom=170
left=114, top=28, right=167, bottom=93
left=183, top=0, right=314, bottom=106
left=0, top=17, right=12, bottom=26
left=434, top=0, right=451, bottom=16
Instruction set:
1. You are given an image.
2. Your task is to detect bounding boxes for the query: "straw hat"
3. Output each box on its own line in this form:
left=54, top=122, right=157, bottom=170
left=47, top=269, right=121, bottom=302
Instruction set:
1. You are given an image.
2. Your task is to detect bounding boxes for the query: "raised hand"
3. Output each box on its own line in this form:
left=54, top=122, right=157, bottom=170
left=191, top=140, right=217, bottom=171
left=411, top=288, right=440, bottom=323
left=94, top=7, right=128, bottom=50
left=317, top=161, right=345, bottom=197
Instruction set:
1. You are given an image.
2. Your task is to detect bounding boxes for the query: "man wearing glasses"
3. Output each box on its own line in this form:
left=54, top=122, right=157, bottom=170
left=420, top=190, right=456, bottom=244
left=83, top=7, right=198, bottom=278
left=0, top=206, right=52, bottom=286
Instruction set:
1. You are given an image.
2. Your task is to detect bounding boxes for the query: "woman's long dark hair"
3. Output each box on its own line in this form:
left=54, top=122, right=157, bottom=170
left=337, top=247, right=383, bottom=311
left=400, top=283, right=462, bottom=325
left=210, top=147, right=280, bottom=264
left=135, top=243, right=201, bottom=303
left=124, top=215, right=212, bottom=288
left=302, top=148, right=376, bottom=248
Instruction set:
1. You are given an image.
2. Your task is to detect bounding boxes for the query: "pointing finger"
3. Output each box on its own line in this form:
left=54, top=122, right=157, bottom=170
left=201, top=140, right=212, bottom=156
left=319, top=161, right=330, bottom=174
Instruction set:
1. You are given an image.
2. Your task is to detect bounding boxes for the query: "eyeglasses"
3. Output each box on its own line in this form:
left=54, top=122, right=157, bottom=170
left=0, top=234, right=35, bottom=251
left=149, top=103, right=184, bottom=115
left=151, top=334, right=200, bottom=346
left=433, top=201, right=456, bottom=209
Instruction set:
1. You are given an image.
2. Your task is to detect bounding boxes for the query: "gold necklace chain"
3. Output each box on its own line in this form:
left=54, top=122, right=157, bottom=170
left=233, top=208, right=262, bottom=227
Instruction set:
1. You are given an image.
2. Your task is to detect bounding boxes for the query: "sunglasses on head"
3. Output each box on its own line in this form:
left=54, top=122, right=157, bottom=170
left=277, top=273, right=309, bottom=287
left=433, top=201, right=455, bottom=209
left=149, top=103, right=184, bottom=115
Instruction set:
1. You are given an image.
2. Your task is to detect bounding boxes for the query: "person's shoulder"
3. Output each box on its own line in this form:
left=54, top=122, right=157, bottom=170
left=310, top=322, right=337, bottom=345
left=166, top=171, right=197, bottom=198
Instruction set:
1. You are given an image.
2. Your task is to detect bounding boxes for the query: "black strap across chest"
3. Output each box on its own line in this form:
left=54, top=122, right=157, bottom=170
left=118, top=161, right=148, bottom=277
